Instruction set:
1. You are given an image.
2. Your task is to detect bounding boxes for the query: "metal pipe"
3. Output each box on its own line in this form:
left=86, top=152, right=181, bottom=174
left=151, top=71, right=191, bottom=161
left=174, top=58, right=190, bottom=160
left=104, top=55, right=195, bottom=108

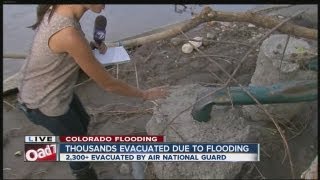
left=191, top=80, right=318, bottom=122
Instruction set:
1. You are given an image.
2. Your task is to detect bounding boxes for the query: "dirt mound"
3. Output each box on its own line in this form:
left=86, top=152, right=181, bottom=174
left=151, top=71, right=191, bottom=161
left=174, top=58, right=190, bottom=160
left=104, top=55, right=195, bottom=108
left=117, top=22, right=262, bottom=88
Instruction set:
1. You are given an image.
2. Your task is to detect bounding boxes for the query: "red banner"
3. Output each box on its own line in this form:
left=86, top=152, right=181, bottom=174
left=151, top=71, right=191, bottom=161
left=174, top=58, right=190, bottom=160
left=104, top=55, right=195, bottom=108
left=59, top=135, right=164, bottom=143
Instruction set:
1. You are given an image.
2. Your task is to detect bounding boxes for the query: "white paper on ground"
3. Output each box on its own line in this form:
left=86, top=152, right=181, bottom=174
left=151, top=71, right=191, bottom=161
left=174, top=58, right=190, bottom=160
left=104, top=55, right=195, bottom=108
left=93, top=46, right=131, bottom=66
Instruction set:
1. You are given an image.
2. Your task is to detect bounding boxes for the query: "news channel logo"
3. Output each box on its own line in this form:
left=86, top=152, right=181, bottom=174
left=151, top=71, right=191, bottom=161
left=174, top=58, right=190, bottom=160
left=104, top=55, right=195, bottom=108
left=24, top=144, right=57, bottom=162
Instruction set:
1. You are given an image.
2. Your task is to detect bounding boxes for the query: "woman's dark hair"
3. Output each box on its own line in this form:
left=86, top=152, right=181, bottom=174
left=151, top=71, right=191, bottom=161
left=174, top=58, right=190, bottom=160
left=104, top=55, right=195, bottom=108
left=28, top=4, right=57, bottom=30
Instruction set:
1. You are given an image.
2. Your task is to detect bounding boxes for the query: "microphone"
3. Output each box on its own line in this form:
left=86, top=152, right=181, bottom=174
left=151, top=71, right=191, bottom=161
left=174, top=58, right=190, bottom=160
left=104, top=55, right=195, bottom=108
left=93, top=15, right=107, bottom=46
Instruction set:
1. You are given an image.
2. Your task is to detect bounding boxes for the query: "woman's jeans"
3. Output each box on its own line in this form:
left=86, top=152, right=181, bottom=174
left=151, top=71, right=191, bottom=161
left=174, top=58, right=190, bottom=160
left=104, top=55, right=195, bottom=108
left=19, top=94, right=91, bottom=171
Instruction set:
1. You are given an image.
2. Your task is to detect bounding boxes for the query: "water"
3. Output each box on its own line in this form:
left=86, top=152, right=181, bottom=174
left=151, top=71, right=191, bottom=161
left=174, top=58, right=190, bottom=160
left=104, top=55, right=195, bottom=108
left=3, top=4, right=257, bottom=78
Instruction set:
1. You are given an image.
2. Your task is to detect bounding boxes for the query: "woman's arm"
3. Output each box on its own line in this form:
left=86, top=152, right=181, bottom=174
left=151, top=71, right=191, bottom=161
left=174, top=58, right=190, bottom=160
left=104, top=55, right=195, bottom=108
left=49, top=27, right=167, bottom=100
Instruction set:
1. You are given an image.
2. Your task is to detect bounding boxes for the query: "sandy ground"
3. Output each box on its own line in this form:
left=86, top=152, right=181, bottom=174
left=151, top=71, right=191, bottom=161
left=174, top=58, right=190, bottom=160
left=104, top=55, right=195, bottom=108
left=3, top=14, right=318, bottom=179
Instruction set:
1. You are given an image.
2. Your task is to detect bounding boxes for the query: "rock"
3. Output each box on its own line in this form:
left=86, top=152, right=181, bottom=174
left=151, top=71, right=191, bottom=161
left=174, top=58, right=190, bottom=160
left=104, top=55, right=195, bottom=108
left=188, top=37, right=203, bottom=48
left=202, top=38, right=210, bottom=46
left=207, top=12, right=214, bottom=17
left=243, top=34, right=317, bottom=123
left=119, top=163, right=131, bottom=175
left=272, top=50, right=280, bottom=54
left=264, top=5, right=318, bottom=28
left=14, top=151, right=22, bottom=157
left=170, top=37, right=183, bottom=46
left=301, top=156, right=318, bottom=179
left=248, top=23, right=256, bottom=28
left=220, top=22, right=231, bottom=27
left=206, top=21, right=216, bottom=26
left=159, top=50, right=168, bottom=54
left=146, top=84, right=262, bottom=179
left=276, top=43, right=282, bottom=49
left=206, top=32, right=217, bottom=39
left=258, top=34, right=314, bottom=76
left=256, top=34, right=263, bottom=38
left=181, top=43, right=194, bottom=54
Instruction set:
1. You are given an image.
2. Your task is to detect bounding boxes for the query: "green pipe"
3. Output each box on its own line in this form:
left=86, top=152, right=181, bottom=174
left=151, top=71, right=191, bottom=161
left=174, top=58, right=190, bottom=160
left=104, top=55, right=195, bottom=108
left=191, top=80, right=318, bottom=122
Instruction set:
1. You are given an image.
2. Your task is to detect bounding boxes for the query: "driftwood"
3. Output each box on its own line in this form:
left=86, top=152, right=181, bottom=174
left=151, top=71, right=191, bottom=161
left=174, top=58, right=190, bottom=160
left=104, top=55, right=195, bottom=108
left=3, top=6, right=318, bottom=96
left=115, top=6, right=316, bottom=48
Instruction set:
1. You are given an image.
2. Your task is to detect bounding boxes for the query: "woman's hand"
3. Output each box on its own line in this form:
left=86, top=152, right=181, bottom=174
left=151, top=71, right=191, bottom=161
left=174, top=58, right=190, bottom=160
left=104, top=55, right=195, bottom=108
left=142, top=86, right=169, bottom=101
left=90, top=41, right=107, bottom=54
